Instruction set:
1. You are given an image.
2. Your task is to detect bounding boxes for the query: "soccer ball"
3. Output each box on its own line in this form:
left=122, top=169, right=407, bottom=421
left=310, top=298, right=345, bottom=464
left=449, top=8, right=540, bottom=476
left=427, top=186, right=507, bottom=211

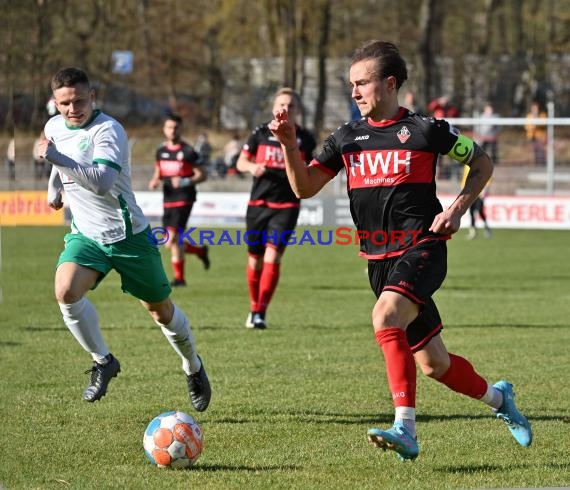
left=143, top=411, right=204, bottom=468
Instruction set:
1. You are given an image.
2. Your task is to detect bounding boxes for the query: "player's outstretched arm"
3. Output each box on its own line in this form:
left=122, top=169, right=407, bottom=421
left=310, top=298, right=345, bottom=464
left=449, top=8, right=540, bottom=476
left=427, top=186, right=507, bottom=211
left=269, top=109, right=329, bottom=198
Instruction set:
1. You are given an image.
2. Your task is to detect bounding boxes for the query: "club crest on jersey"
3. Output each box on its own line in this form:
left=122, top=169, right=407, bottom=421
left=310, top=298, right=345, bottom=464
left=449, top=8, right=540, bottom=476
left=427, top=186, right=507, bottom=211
left=78, top=136, right=90, bottom=151
left=176, top=151, right=184, bottom=161
left=396, top=126, right=411, bottom=144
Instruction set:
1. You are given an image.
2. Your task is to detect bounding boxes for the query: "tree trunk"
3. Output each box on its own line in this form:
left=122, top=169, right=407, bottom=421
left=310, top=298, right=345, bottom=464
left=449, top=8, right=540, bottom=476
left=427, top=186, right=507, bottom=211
left=313, top=0, right=331, bottom=136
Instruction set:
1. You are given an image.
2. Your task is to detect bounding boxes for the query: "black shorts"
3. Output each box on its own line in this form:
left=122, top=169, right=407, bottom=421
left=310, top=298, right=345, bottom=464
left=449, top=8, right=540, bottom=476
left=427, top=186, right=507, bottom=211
left=245, top=205, right=300, bottom=255
left=367, top=238, right=447, bottom=352
left=163, top=205, right=193, bottom=230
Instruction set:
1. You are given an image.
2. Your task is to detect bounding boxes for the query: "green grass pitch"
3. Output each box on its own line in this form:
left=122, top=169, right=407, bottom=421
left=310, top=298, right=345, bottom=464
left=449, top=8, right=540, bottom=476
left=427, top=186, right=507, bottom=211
left=0, top=226, right=569, bottom=489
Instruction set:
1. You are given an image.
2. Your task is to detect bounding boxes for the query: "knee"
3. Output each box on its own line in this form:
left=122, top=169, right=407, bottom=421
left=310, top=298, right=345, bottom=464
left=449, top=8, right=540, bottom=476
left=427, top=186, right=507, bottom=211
left=55, top=282, right=82, bottom=304
left=371, top=300, right=399, bottom=332
left=146, top=299, right=174, bottom=325
left=263, top=247, right=282, bottom=264
left=418, top=358, right=450, bottom=379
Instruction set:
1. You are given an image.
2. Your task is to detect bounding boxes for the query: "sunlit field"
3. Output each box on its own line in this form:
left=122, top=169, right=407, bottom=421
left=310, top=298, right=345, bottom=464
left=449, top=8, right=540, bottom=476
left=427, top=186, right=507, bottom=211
left=1, top=226, right=569, bottom=489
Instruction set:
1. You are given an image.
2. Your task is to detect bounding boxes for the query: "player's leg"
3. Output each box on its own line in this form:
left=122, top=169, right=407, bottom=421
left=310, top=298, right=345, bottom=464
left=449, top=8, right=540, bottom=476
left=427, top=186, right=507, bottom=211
left=467, top=201, right=477, bottom=239
left=477, top=198, right=492, bottom=237
left=252, top=208, right=299, bottom=329
left=55, top=234, right=119, bottom=402
left=368, top=290, right=420, bottom=461
left=166, top=206, right=191, bottom=286
left=114, top=228, right=211, bottom=411
left=245, top=253, right=263, bottom=328
left=367, top=240, right=449, bottom=460
left=166, top=226, right=187, bottom=286
left=141, top=297, right=211, bottom=412
left=253, top=245, right=282, bottom=329
left=244, top=206, right=268, bottom=329
left=182, top=204, right=210, bottom=270
left=416, top=331, right=531, bottom=447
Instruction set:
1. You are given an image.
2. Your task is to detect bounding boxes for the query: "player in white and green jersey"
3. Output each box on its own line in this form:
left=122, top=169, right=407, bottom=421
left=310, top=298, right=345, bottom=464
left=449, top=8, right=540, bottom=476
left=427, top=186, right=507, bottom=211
left=44, top=107, right=147, bottom=243
left=40, top=67, right=211, bottom=411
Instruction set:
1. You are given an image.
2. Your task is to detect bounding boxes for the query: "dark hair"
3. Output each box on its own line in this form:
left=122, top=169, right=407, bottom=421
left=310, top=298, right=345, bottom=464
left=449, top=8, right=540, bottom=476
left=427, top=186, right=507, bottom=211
left=164, top=113, right=183, bottom=124
left=51, top=67, right=90, bottom=91
left=351, top=40, right=408, bottom=89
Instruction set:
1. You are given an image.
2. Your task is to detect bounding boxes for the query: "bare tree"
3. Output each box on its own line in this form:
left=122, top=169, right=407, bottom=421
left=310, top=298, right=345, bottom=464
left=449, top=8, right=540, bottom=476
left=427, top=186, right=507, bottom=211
left=313, top=0, right=331, bottom=135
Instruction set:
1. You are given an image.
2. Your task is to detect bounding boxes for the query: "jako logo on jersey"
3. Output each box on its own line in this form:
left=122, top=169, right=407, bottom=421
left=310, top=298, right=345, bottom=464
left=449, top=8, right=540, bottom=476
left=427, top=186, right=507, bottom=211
left=397, top=126, right=411, bottom=143
left=354, top=135, right=369, bottom=141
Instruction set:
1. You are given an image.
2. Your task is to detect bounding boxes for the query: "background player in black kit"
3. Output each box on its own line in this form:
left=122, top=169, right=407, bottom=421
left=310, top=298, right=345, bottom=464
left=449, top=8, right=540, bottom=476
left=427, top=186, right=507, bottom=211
left=237, top=88, right=316, bottom=329
left=149, top=114, right=210, bottom=287
left=269, top=41, right=531, bottom=461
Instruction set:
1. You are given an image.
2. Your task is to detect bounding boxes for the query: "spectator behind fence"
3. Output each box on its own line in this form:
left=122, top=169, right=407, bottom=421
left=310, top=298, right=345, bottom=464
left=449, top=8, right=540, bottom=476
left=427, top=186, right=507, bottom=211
left=427, top=95, right=460, bottom=119
left=525, top=101, right=547, bottom=166
left=428, top=96, right=461, bottom=181
left=475, top=103, right=500, bottom=164
left=403, top=91, right=424, bottom=115
left=6, top=138, right=15, bottom=181
left=33, top=135, right=52, bottom=179
left=224, top=133, right=243, bottom=177
left=195, top=133, right=212, bottom=172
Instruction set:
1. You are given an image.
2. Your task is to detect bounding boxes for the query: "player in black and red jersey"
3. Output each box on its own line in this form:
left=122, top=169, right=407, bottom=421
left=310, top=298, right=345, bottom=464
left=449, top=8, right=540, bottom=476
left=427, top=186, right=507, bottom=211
left=237, top=88, right=316, bottom=329
left=269, top=41, right=531, bottom=461
left=149, top=114, right=210, bottom=287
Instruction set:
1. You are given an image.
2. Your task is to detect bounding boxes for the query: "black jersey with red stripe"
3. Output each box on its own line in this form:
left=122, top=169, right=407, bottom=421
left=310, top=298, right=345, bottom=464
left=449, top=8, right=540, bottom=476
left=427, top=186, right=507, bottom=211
left=311, top=107, right=460, bottom=259
left=242, top=123, right=316, bottom=208
left=155, top=141, right=201, bottom=207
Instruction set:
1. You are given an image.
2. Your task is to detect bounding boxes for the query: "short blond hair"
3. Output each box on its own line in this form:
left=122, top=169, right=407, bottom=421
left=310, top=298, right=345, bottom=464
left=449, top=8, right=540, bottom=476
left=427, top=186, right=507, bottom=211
left=274, top=87, right=301, bottom=106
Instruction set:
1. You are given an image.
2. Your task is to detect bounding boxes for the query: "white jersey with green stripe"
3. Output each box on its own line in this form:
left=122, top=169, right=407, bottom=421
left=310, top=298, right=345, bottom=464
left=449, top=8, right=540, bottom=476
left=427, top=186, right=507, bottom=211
left=44, top=110, right=148, bottom=244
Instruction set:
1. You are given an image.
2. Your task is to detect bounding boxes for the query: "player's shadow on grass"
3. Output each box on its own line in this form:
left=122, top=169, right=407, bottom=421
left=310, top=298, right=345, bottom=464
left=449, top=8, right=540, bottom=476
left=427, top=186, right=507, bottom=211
left=313, top=284, right=369, bottom=291
left=437, top=461, right=570, bottom=474
left=257, top=409, right=499, bottom=426
left=436, top=463, right=511, bottom=474
left=22, top=325, right=66, bottom=332
left=445, top=322, right=568, bottom=329
left=193, top=463, right=301, bottom=472
left=0, top=340, right=21, bottom=347
left=441, top=284, right=538, bottom=291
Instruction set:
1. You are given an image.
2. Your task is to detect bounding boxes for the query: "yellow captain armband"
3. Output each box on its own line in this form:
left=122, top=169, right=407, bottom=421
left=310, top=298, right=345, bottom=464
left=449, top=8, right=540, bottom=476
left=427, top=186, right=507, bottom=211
left=447, top=134, right=474, bottom=164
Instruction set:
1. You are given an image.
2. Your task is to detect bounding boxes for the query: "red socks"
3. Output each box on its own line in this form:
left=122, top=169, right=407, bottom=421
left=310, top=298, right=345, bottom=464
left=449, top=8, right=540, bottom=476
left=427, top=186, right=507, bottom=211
left=172, top=259, right=184, bottom=281
left=185, top=243, right=205, bottom=256
left=246, top=265, right=262, bottom=312
left=375, top=329, right=488, bottom=409
left=258, top=262, right=280, bottom=312
left=246, top=263, right=280, bottom=312
left=436, top=353, right=488, bottom=399
left=375, top=327, right=416, bottom=408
